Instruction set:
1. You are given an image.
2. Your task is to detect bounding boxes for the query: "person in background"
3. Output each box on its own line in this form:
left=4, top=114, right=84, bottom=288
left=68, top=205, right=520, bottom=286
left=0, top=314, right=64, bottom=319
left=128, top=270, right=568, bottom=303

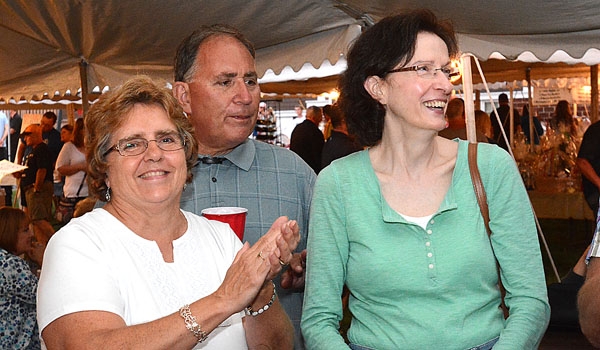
left=18, top=124, right=55, bottom=245
left=53, top=124, right=75, bottom=201
left=520, top=104, right=544, bottom=145
left=0, top=110, right=11, bottom=206
left=294, top=106, right=304, bottom=120
left=173, top=25, right=315, bottom=349
left=290, top=106, right=324, bottom=174
left=9, top=110, right=22, bottom=162
left=14, top=113, right=65, bottom=212
left=38, top=76, right=299, bottom=349
left=491, top=92, right=521, bottom=151
left=15, top=112, right=63, bottom=168
left=322, top=104, right=333, bottom=140
left=0, top=206, right=45, bottom=350
left=40, top=112, right=64, bottom=202
left=576, top=118, right=600, bottom=218
left=59, top=124, right=73, bottom=143
left=321, top=103, right=362, bottom=169
left=39, top=112, right=63, bottom=164
left=301, top=10, right=549, bottom=349
left=578, top=217, right=600, bottom=347
left=475, top=109, right=495, bottom=144
left=550, top=100, right=578, bottom=138
left=55, top=119, right=88, bottom=223
left=437, top=97, right=488, bottom=143
left=546, top=245, right=589, bottom=329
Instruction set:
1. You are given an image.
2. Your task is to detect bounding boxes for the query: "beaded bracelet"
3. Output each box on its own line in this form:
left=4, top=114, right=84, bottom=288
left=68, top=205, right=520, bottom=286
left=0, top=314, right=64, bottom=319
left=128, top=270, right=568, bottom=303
left=179, top=304, right=208, bottom=343
left=245, top=281, right=277, bottom=317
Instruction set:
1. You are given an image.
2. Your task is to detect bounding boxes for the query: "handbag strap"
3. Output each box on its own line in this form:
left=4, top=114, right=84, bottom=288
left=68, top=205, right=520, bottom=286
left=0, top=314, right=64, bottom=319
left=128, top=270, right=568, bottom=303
left=76, top=174, right=87, bottom=197
left=468, top=143, right=491, bottom=235
left=467, top=143, right=509, bottom=318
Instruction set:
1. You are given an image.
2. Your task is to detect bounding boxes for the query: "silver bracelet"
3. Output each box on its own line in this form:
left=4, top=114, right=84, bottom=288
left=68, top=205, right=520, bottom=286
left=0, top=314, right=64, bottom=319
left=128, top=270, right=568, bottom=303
left=245, top=281, right=276, bottom=317
left=179, top=304, right=208, bottom=343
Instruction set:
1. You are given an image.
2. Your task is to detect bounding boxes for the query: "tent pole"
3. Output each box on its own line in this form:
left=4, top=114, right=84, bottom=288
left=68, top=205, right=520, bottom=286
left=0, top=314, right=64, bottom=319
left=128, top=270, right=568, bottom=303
left=592, top=65, right=598, bottom=123
left=509, top=86, right=515, bottom=150
left=526, top=68, right=534, bottom=152
left=67, top=104, right=76, bottom=125
left=79, top=59, right=89, bottom=118
left=461, top=55, right=476, bottom=143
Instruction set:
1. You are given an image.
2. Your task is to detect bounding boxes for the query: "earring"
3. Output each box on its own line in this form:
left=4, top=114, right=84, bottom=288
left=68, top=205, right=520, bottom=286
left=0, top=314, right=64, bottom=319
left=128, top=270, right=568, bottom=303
left=183, top=183, right=188, bottom=191
left=105, top=187, right=111, bottom=202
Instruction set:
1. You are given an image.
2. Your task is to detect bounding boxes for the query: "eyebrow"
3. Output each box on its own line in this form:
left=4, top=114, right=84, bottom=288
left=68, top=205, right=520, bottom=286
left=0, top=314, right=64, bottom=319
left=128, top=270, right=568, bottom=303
left=216, top=71, right=258, bottom=80
left=407, top=60, right=452, bottom=67
left=118, top=129, right=178, bottom=140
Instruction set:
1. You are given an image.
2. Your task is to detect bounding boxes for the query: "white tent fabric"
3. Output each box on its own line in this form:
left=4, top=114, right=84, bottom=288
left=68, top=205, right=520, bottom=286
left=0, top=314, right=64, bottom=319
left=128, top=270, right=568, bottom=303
left=1, top=0, right=599, bottom=100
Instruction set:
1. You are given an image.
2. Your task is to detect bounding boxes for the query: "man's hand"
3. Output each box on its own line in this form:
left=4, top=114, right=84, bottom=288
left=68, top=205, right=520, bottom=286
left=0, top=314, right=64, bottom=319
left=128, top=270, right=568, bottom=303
left=280, top=249, right=307, bottom=290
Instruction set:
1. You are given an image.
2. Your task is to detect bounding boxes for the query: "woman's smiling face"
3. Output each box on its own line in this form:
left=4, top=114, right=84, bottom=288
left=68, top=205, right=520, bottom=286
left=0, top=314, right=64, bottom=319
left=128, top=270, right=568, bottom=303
left=379, top=32, right=454, bottom=133
left=104, top=103, right=188, bottom=208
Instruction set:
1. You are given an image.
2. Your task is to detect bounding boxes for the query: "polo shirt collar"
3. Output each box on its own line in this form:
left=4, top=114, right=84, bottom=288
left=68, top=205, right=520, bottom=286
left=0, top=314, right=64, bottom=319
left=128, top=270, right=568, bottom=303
left=199, top=138, right=254, bottom=171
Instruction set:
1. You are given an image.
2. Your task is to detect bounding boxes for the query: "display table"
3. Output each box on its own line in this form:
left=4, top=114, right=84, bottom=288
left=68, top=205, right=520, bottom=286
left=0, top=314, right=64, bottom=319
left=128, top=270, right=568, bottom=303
left=528, top=190, right=595, bottom=221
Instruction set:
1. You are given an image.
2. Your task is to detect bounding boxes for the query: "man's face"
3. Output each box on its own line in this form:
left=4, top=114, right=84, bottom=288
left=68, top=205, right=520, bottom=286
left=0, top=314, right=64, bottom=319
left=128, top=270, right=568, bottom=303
left=175, top=35, right=260, bottom=155
left=40, top=116, right=54, bottom=133
left=22, top=125, right=42, bottom=146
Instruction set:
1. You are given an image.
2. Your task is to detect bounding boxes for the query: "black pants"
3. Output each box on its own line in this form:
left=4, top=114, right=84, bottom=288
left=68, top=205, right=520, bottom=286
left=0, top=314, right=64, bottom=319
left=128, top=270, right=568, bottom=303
left=0, top=146, right=12, bottom=206
left=548, top=270, right=585, bottom=329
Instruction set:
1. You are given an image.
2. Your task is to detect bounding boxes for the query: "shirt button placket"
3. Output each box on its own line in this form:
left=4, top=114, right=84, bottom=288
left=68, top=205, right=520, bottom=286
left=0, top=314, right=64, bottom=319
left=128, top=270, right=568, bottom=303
left=426, top=224, right=435, bottom=272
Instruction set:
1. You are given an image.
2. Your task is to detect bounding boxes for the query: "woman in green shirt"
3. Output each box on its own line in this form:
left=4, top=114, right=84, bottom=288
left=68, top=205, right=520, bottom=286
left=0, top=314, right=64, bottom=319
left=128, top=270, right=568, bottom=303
left=301, top=10, right=550, bottom=350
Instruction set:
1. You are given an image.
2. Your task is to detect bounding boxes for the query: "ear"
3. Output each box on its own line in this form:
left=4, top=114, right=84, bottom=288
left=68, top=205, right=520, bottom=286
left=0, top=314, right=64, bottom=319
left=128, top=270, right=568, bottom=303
left=172, top=82, right=192, bottom=115
left=363, top=76, right=386, bottom=104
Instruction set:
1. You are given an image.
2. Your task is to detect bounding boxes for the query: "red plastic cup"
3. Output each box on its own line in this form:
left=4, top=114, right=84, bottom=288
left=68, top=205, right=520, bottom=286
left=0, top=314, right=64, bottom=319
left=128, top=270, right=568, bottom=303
left=201, top=207, right=248, bottom=241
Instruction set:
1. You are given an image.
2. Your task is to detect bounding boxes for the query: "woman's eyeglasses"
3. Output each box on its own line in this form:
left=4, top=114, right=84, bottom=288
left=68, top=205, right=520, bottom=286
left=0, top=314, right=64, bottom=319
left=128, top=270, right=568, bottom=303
left=386, top=64, right=459, bottom=80
left=105, top=132, right=186, bottom=157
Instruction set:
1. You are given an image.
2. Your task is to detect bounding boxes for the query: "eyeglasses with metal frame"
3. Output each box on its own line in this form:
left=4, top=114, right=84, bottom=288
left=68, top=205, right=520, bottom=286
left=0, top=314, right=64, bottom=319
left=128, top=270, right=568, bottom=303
left=386, top=64, right=459, bottom=80
left=105, top=132, right=186, bottom=157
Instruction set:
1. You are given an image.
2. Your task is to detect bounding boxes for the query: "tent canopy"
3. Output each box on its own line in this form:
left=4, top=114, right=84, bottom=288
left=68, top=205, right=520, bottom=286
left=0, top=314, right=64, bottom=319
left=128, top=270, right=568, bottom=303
left=1, top=0, right=599, bottom=100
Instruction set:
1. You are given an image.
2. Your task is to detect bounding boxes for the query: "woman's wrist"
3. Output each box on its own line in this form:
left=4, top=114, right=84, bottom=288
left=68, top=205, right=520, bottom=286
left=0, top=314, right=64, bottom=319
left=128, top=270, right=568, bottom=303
left=245, top=281, right=276, bottom=317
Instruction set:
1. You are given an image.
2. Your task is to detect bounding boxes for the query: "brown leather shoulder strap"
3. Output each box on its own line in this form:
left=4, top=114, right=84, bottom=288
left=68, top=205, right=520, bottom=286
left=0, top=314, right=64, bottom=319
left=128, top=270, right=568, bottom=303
left=467, top=142, right=509, bottom=318
left=468, top=143, right=491, bottom=236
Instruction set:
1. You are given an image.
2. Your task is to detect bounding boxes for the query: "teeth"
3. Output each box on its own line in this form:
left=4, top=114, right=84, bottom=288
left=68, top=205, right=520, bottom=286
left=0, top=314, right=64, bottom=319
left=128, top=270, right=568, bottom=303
left=424, top=100, right=446, bottom=108
left=140, top=171, right=166, bottom=178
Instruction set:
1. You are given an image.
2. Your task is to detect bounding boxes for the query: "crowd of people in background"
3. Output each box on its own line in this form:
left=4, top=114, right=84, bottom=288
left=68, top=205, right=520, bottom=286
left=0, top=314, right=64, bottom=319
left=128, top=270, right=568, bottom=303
left=3, top=9, right=600, bottom=350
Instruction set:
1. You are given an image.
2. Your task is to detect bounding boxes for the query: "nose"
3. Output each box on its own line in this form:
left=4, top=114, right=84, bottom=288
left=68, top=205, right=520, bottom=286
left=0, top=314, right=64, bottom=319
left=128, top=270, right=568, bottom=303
left=233, top=80, right=254, bottom=105
left=434, top=72, right=454, bottom=95
left=144, top=140, right=163, bottom=161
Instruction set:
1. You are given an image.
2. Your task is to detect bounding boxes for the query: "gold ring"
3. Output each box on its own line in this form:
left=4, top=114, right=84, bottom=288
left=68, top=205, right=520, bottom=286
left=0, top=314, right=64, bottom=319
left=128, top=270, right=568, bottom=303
left=258, top=251, right=266, bottom=261
left=278, top=258, right=289, bottom=266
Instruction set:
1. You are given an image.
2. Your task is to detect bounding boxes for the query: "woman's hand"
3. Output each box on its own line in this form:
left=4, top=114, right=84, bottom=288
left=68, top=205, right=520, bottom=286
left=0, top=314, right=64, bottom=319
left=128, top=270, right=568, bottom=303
left=213, top=242, right=272, bottom=314
left=252, top=217, right=300, bottom=281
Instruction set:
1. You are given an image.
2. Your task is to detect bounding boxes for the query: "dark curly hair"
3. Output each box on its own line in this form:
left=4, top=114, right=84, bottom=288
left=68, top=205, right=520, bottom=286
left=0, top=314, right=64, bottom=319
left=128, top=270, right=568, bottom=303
left=85, top=75, right=198, bottom=201
left=339, top=9, right=459, bottom=147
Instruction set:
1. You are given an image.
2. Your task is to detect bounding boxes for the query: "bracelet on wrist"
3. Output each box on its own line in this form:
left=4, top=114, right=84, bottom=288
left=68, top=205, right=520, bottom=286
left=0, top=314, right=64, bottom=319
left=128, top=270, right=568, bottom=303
left=245, top=281, right=276, bottom=317
left=179, top=304, right=208, bottom=343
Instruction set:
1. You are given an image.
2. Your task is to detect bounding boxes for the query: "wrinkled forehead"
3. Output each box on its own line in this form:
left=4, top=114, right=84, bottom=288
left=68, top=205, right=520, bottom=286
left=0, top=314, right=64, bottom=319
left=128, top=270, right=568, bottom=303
left=194, top=35, right=256, bottom=77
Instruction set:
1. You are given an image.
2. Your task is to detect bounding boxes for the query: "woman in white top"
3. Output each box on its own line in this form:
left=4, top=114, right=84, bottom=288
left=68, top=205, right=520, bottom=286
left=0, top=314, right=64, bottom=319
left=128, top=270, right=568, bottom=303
left=55, top=118, right=88, bottom=200
left=38, top=76, right=299, bottom=349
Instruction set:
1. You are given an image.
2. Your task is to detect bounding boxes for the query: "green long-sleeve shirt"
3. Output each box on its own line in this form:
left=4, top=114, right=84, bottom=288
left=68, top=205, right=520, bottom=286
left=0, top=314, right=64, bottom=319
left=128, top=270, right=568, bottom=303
left=302, top=140, right=549, bottom=349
